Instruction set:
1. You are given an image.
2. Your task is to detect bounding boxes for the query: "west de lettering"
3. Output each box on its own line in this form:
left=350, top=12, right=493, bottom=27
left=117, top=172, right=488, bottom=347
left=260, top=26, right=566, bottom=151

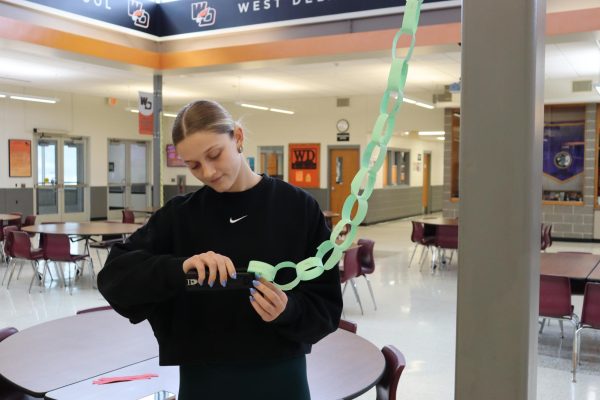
left=238, top=0, right=280, bottom=13
left=82, top=0, right=112, bottom=10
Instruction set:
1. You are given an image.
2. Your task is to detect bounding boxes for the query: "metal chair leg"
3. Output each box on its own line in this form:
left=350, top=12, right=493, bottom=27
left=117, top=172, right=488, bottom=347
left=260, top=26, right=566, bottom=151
left=407, top=244, right=419, bottom=268
left=363, top=276, right=377, bottom=310
left=572, top=327, right=582, bottom=382
left=559, top=320, right=564, bottom=338
left=539, top=318, right=546, bottom=334
left=350, top=278, right=364, bottom=315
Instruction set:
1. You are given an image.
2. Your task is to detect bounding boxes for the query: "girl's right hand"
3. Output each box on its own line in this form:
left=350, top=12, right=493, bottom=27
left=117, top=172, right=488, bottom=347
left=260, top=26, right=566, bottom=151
left=182, top=251, right=237, bottom=287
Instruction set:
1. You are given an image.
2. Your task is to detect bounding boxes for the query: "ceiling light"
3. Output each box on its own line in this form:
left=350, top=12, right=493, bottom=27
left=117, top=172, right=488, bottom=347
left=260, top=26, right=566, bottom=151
left=7, top=94, right=58, bottom=104
left=126, top=107, right=139, bottom=114
left=437, top=137, right=445, bottom=141
left=163, top=112, right=177, bottom=118
left=236, top=102, right=294, bottom=115
left=269, top=108, right=294, bottom=115
left=403, top=97, right=434, bottom=109
left=239, top=103, right=269, bottom=111
left=0, top=94, right=6, bottom=98
left=418, top=131, right=445, bottom=136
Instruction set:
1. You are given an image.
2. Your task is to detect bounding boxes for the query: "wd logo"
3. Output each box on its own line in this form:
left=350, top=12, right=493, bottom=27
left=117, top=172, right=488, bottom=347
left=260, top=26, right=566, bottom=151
left=128, top=0, right=150, bottom=29
left=140, top=96, right=152, bottom=110
left=191, top=2, right=216, bottom=27
left=292, top=149, right=317, bottom=169
left=187, top=279, right=198, bottom=286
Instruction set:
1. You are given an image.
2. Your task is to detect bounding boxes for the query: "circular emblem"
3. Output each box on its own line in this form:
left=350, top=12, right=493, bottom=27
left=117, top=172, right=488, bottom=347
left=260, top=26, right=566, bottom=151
left=336, top=119, right=349, bottom=133
left=553, top=151, right=572, bottom=169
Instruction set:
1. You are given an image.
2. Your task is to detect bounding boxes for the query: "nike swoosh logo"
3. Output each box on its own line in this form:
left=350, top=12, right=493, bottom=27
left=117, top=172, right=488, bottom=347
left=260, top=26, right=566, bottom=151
left=229, top=215, right=248, bottom=224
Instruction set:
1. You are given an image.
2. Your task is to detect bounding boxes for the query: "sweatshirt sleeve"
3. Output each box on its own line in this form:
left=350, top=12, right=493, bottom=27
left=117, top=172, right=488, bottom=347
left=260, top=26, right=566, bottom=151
left=97, top=202, right=187, bottom=324
left=271, top=195, right=343, bottom=344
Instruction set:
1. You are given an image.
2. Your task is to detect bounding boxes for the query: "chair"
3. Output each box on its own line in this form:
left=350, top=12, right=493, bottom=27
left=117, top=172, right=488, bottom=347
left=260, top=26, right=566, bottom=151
left=408, top=221, right=434, bottom=269
left=572, top=282, right=600, bottom=382
left=89, top=233, right=124, bottom=270
left=6, top=231, right=46, bottom=293
left=42, top=233, right=91, bottom=295
left=340, top=246, right=364, bottom=315
left=338, top=319, right=357, bottom=334
left=122, top=210, right=135, bottom=223
left=376, top=345, right=407, bottom=400
left=541, top=224, right=553, bottom=251
left=76, top=305, right=113, bottom=315
left=538, top=275, right=578, bottom=338
left=435, top=225, right=458, bottom=267
left=7, top=212, right=22, bottom=229
left=1, top=226, right=19, bottom=286
left=357, top=238, right=377, bottom=310
left=22, top=215, right=36, bottom=238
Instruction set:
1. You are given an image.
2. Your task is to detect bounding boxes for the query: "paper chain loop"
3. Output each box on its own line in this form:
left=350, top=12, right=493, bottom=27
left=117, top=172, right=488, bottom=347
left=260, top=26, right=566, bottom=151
left=248, top=0, right=424, bottom=291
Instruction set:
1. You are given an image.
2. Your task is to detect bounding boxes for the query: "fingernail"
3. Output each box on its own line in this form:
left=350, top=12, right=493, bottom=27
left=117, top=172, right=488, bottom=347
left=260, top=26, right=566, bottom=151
left=249, top=296, right=255, bottom=302
left=232, top=272, right=237, bottom=280
left=198, top=279, right=204, bottom=286
left=221, top=280, right=227, bottom=287
left=250, top=288, right=257, bottom=295
left=252, top=280, right=260, bottom=287
left=208, top=280, right=214, bottom=288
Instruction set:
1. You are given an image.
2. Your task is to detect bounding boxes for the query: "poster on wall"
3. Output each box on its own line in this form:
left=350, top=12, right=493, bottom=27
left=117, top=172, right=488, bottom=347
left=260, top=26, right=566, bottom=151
left=8, top=139, right=32, bottom=177
left=542, top=124, right=584, bottom=201
left=166, top=144, right=186, bottom=167
left=289, top=143, right=320, bottom=188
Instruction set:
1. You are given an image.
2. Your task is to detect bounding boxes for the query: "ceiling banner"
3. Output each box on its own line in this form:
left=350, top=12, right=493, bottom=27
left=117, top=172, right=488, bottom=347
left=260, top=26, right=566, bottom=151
left=17, top=0, right=454, bottom=38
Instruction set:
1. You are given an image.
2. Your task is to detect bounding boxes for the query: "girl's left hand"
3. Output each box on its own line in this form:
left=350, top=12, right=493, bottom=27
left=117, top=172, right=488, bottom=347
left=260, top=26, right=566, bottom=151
left=249, top=277, right=288, bottom=322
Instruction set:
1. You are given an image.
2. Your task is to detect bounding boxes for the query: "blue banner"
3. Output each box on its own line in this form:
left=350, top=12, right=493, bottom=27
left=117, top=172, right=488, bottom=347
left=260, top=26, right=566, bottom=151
left=19, top=0, right=452, bottom=37
left=21, top=0, right=160, bottom=36
left=543, top=124, right=584, bottom=181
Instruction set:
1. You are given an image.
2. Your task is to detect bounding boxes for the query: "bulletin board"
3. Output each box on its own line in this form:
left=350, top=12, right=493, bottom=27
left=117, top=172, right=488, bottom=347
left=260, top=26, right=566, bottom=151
left=9, top=139, right=32, bottom=177
left=289, top=143, right=320, bottom=188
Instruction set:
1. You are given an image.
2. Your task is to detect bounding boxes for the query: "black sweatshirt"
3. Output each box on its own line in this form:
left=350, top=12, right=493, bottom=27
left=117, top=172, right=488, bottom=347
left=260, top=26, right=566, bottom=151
left=97, top=175, right=343, bottom=366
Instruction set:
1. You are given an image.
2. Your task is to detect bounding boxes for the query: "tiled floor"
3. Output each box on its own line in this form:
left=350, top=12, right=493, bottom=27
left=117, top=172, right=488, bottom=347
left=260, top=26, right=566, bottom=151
left=1, top=216, right=600, bottom=399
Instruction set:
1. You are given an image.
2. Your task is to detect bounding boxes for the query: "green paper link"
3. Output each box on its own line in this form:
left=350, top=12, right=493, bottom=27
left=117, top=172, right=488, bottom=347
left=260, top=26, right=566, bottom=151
left=401, top=0, right=421, bottom=35
left=379, top=89, right=403, bottom=116
left=247, top=0, right=423, bottom=291
left=350, top=167, right=377, bottom=200
left=387, top=59, right=409, bottom=95
left=341, top=193, right=368, bottom=227
left=370, top=113, right=389, bottom=144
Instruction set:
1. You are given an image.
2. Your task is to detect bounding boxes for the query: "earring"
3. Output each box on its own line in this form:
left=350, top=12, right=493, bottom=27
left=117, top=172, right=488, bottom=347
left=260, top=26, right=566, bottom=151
left=238, top=145, right=243, bottom=153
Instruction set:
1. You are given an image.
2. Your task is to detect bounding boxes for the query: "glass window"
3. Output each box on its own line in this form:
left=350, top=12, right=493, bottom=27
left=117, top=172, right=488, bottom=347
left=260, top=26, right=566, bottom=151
left=384, top=149, right=410, bottom=186
left=258, top=146, right=284, bottom=180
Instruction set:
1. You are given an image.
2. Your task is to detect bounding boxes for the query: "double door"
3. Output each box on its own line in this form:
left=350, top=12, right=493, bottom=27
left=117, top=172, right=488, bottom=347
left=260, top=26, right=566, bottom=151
left=35, top=137, right=88, bottom=222
left=107, top=140, right=150, bottom=220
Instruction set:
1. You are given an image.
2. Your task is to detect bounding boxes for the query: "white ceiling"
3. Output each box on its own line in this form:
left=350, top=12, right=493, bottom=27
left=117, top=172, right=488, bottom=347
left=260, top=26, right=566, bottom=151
left=0, top=0, right=600, bottom=107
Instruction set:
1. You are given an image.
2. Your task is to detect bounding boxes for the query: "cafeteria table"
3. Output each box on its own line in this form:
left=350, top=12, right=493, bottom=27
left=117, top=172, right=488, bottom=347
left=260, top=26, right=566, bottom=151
left=0, top=310, right=385, bottom=400
left=540, top=252, right=600, bottom=294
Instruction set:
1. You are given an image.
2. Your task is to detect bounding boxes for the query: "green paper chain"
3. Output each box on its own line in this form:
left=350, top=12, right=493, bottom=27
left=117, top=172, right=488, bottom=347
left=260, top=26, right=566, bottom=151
left=248, top=0, right=424, bottom=291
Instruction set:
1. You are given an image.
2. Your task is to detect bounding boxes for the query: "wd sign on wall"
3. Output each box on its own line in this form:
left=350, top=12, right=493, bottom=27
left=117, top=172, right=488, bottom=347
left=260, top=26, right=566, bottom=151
left=289, top=143, right=320, bottom=188
left=138, top=91, right=154, bottom=136
left=16, top=0, right=455, bottom=37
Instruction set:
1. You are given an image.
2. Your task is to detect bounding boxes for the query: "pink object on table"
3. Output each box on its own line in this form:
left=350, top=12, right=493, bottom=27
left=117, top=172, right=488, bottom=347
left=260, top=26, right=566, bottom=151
left=92, top=373, right=159, bottom=385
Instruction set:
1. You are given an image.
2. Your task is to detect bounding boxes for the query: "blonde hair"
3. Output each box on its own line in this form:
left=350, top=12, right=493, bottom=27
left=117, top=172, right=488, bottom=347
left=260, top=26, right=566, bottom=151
left=172, top=100, right=235, bottom=145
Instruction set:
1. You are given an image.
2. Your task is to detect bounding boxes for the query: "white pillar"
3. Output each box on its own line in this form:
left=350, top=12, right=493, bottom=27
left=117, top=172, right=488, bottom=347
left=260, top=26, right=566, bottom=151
left=455, top=0, right=545, bottom=399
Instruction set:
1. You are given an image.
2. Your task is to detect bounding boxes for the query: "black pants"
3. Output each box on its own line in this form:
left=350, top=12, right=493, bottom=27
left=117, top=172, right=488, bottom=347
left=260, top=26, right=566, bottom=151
left=178, top=356, right=310, bottom=400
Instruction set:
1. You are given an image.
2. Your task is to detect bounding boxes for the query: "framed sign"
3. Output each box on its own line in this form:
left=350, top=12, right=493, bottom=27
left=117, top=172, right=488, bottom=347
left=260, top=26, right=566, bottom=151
left=166, top=144, right=186, bottom=167
left=289, top=143, right=320, bottom=188
left=9, top=139, right=32, bottom=177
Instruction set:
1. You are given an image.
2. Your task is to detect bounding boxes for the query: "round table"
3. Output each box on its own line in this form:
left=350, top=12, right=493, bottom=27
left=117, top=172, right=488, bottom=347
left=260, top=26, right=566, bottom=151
left=0, top=311, right=385, bottom=399
left=21, top=222, right=141, bottom=236
left=0, top=214, right=21, bottom=222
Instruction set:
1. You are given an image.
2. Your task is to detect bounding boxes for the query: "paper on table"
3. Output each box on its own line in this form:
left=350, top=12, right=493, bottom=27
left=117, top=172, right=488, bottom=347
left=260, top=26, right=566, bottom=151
left=92, top=373, right=159, bottom=385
